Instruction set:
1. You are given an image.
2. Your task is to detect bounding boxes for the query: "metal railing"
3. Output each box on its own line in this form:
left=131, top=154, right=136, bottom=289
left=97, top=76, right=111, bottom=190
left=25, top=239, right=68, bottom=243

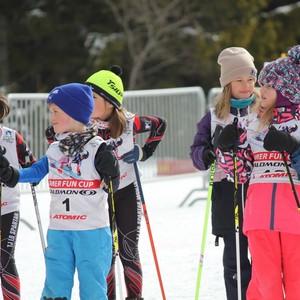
left=5, top=86, right=207, bottom=192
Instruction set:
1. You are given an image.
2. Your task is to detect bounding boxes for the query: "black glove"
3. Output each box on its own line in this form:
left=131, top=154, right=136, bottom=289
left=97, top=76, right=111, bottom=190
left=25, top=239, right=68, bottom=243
left=95, top=144, right=120, bottom=192
left=263, top=126, right=299, bottom=153
left=216, top=121, right=242, bottom=152
left=212, top=124, right=224, bottom=152
left=0, top=155, right=19, bottom=188
left=45, top=125, right=56, bottom=144
left=203, top=146, right=216, bottom=167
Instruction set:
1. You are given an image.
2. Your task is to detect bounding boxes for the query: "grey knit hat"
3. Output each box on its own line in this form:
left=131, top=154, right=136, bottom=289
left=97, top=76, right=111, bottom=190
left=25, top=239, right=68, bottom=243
left=218, top=47, right=257, bottom=87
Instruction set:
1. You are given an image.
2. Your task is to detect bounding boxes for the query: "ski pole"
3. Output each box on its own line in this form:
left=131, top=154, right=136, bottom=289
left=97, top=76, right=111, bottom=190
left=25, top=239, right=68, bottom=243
left=281, top=151, right=300, bottom=212
left=109, top=180, right=119, bottom=254
left=195, top=161, right=215, bottom=300
left=133, top=162, right=166, bottom=300
left=232, top=118, right=242, bottom=300
left=116, top=255, right=124, bottom=299
left=24, top=156, right=46, bottom=253
left=108, top=180, right=124, bottom=299
left=233, top=149, right=242, bottom=300
left=30, top=183, right=46, bottom=253
left=194, top=124, right=222, bottom=299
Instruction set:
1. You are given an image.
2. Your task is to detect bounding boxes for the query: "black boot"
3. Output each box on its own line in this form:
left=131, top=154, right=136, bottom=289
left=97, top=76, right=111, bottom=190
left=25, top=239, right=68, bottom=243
left=125, top=298, right=144, bottom=300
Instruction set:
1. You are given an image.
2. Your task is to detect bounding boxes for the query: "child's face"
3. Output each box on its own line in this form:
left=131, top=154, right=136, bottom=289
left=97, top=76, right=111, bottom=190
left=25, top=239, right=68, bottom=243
left=259, top=85, right=277, bottom=115
left=49, top=103, right=75, bottom=133
left=230, top=75, right=256, bottom=99
left=91, top=92, right=114, bottom=121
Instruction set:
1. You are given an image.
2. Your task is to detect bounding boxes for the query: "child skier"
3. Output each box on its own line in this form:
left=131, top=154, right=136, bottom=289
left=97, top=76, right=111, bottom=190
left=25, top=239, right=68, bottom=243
left=0, top=93, right=36, bottom=299
left=216, top=45, right=300, bottom=299
left=46, top=65, right=167, bottom=300
left=85, top=66, right=167, bottom=300
left=190, top=47, right=259, bottom=300
left=0, top=83, right=120, bottom=300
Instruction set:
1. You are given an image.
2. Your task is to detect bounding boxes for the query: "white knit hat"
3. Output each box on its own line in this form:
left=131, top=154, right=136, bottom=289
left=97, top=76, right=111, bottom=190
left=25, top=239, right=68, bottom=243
left=218, top=47, right=257, bottom=87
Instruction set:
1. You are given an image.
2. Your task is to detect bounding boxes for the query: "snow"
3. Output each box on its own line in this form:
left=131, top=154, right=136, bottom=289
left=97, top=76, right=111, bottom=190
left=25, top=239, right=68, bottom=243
left=11, top=173, right=226, bottom=299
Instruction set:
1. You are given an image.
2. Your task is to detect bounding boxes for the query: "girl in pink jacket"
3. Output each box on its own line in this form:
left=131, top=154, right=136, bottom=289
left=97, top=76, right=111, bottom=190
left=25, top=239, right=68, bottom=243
left=216, top=45, right=300, bottom=300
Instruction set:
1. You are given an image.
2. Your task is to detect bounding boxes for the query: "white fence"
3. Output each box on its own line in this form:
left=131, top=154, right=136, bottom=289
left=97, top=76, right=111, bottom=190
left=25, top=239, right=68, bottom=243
left=5, top=86, right=207, bottom=192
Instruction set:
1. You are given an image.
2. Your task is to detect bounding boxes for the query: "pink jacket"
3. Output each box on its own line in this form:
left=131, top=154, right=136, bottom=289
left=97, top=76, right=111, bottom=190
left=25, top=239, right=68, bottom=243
left=218, top=107, right=300, bottom=234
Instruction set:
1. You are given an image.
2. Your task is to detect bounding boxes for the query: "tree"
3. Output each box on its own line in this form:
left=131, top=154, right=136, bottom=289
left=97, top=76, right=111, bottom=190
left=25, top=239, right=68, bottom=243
left=103, top=0, right=200, bottom=89
left=1, top=0, right=117, bottom=92
left=0, top=15, right=8, bottom=92
left=1, top=0, right=300, bottom=93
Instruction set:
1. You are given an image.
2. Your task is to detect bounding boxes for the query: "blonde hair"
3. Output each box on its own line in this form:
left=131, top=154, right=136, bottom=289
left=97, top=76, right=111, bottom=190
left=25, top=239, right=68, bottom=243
left=252, top=97, right=275, bottom=130
left=213, top=85, right=232, bottom=120
left=213, top=85, right=260, bottom=120
left=109, top=106, right=132, bottom=138
left=0, top=93, right=10, bottom=122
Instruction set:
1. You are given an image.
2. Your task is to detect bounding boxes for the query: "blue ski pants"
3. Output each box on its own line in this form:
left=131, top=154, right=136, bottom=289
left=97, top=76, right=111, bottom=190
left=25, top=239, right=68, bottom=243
left=40, top=227, right=112, bottom=300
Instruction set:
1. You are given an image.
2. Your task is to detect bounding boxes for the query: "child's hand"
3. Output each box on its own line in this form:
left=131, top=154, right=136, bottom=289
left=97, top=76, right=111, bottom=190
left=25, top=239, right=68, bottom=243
left=216, top=122, right=242, bottom=152
left=264, top=126, right=299, bottom=154
left=0, top=155, right=19, bottom=187
left=202, top=146, right=216, bottom=168
left=123, top=144, right=143, bottom=163
left=95, top=144, right=120, bottom=192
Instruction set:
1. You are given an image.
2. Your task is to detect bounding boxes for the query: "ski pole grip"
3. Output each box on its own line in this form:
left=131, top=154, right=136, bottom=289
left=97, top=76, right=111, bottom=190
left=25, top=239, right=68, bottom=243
left=233, top=117, right=238, bottom=128
left=232, top=117, right=239, bottom=154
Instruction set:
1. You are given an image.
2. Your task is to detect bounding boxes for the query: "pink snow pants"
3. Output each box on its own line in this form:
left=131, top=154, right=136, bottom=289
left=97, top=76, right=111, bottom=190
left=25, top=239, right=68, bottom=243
left=246, top=229, right=300, bottom=300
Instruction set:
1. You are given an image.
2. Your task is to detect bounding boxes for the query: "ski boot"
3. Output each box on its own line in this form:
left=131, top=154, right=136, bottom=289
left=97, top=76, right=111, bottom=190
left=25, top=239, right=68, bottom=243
left=125, top=298, right=144, bottom=300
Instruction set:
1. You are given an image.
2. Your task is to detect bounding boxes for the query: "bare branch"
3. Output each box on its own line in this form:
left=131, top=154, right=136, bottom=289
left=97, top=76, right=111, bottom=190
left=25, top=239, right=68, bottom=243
left=104, top=0, right=198, bottom=89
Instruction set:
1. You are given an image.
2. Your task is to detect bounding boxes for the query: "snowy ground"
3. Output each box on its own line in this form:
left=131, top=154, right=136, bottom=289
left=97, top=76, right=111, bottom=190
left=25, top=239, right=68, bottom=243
left=9, top=172, right=226, bottom=300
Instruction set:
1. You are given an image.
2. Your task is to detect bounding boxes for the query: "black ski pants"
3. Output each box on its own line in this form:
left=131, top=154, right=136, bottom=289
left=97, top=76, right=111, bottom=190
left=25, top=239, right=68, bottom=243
left=107, top=182, right=143, bottom=300
left=223, top=231, right=251, bottom=300
left=1, top=211, right=20, bottom=298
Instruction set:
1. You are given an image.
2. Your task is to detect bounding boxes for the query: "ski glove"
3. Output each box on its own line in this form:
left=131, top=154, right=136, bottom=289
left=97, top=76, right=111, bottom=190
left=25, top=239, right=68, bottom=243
left=203, top=124, right=224, bottom=167
left=95, top=144, right=120, bottom=193
left=203, top=146, right=216, bottom=168
left=263, top=126, right=299, bottom=154
left=0, top=155, right=19, bottom=188
left=123, top=145, right=143, bottom=163
left=123, top=144, right=152, bottom=164
left=45, top=125, right=56, bottom=144
left=216, top=121, right=243, bottom=152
